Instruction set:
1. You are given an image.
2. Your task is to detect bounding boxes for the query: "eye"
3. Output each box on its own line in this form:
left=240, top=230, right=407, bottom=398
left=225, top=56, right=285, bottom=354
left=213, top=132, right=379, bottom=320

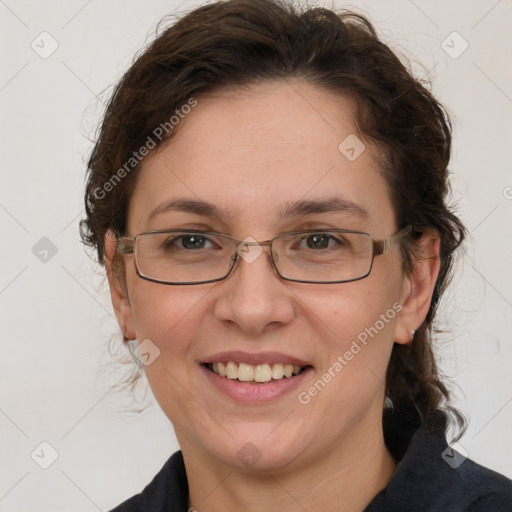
left=300, top=233, right=345, bottom=250
left=164, top=233, right=214, bottom=250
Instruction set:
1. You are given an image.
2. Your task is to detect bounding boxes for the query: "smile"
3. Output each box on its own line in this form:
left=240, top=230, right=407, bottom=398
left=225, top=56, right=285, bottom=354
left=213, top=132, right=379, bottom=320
left=199, top=351, right=314, bottom=402
left=204, top=361, right=309, bottom=383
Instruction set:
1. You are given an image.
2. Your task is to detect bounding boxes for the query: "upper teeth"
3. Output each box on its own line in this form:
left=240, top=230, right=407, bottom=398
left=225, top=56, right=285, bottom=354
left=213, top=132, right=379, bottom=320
left=211, top=362, right=303, bottom=382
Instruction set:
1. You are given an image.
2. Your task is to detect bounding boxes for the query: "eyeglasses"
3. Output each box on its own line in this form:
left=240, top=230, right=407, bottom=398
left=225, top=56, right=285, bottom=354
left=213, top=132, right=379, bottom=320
left=116, top=226, right=412, bottom=285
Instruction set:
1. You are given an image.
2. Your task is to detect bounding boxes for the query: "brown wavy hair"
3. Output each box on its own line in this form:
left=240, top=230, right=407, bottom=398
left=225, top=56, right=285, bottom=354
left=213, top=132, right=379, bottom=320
left=81, top=0, right=466, bottom=433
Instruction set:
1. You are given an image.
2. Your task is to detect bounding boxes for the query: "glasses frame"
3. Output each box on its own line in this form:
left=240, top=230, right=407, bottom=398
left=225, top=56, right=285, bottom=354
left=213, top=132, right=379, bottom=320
left=116, top=226, right=412, bottom=285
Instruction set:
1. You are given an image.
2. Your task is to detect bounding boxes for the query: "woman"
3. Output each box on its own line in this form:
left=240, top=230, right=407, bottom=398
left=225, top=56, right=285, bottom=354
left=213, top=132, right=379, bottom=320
left=81, top=0, right=512, bottom=510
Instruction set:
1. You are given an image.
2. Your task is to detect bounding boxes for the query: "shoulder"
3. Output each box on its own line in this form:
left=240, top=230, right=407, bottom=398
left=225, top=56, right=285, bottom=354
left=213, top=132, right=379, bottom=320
left=367, top=410, right=512, bottom=511
left=399, top=428, right=512, bottom=511
left=453, top=456, right=512, bottom=511
left=108, top=451, right=189, bottom=512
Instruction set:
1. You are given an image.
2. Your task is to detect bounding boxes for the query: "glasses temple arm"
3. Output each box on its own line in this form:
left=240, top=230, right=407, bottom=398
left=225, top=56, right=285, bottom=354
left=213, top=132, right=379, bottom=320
left=117, top=237, right=134, bottom=254
left=374, top=226, right=412, bottom=255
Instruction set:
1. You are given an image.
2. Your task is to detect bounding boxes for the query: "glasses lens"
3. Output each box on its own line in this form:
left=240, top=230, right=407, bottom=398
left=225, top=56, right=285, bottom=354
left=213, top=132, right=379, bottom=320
left=135, top=232, right=235, bottom=284
left=273, top=231, right=373, bottom=283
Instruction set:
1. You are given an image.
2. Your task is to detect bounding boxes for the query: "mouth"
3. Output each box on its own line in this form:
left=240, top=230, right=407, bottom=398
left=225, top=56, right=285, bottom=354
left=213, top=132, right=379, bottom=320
left=199, top=351, right=314, bottom=402
left=202, top=361, right=312, bottom=384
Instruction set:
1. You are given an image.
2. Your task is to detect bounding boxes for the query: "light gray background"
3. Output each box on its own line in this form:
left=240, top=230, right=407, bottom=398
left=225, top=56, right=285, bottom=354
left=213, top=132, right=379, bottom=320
left=1, top=0, right=511, bottom=510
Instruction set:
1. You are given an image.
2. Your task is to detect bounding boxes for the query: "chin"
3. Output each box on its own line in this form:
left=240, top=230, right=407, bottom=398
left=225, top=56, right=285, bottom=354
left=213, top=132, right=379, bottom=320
left=204, top=426, right=311, bottom=473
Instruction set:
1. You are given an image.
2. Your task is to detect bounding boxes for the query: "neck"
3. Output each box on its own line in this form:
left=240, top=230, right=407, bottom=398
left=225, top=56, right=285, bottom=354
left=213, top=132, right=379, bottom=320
left=181, top=413, right=396, bottom=512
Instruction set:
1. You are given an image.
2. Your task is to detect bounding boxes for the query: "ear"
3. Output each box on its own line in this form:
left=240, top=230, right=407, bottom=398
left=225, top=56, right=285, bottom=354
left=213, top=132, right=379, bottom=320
left=394, top=229, right=441, bottom=345
left=104, top=230, right=136, bottom=341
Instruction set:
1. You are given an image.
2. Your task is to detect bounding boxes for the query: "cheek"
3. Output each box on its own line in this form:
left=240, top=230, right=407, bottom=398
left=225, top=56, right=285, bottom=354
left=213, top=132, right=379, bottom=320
left=129, top=281, right=208, bottom=349
left=127, top=283, right=211, bottom=422
left=127, top=277, right=202, bottom=383
left=295, top=287, right=399, bottom=427
left=299, top=278, right=402, bottom=398
left=302, top=275, right=401, bottom=346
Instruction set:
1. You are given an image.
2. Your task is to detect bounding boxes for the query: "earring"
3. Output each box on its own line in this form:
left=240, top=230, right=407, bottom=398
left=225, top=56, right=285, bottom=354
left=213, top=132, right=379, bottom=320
left=411, top=329, right=416, bottom=340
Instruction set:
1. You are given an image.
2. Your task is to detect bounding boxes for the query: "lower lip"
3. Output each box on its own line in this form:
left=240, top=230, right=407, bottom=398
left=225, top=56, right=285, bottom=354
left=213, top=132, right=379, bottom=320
left=200, top=364, right=313, bottom=403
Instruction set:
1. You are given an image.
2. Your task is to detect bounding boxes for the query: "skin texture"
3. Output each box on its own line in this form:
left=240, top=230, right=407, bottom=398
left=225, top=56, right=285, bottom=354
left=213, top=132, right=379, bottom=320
left=104, top=80, right=440, bottom=512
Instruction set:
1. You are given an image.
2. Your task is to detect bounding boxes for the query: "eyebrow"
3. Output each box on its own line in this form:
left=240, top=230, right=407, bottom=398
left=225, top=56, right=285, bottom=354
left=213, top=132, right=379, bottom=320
left=279, top=197, right=368, bottom=219
left=148, top=198, right=233, bottom=222
left=148, top=196, right=368, bottom=223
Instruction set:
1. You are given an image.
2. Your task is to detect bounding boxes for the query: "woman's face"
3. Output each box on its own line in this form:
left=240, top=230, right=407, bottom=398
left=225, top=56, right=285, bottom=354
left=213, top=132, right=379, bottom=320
left=110, top=80, right=412, bottom=471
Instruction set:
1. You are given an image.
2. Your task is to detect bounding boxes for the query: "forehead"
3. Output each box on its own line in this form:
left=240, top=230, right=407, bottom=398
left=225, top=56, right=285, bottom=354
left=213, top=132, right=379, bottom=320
left=128, top=80, right=395, bottom=235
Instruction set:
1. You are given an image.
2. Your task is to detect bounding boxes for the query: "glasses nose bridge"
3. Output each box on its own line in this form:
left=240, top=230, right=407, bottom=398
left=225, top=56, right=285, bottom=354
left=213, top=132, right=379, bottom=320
left=236, top=238, right=272, bottom=246
left=234, top=237, right=275, bottom=254
left=231, top=238, right=279, bottom=274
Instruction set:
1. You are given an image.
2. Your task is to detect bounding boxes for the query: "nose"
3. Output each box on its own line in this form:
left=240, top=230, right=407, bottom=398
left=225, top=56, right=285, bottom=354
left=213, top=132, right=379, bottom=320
left=212, top=243, right=295, bottom=335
